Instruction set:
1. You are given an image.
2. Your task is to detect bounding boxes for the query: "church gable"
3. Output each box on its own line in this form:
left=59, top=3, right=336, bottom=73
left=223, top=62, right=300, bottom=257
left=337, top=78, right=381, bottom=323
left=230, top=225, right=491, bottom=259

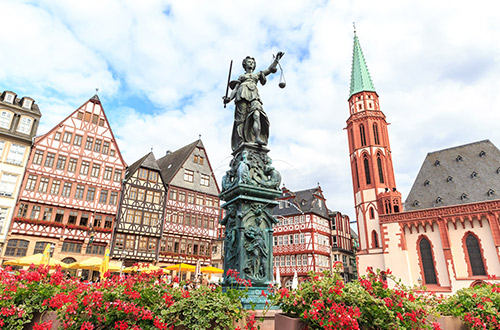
left=404, top=140, right=500, bottom=211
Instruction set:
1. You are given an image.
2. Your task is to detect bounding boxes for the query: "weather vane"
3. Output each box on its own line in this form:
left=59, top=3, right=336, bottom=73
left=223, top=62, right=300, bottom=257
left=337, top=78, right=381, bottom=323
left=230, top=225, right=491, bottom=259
left=353, top=22, right=356, bottom=34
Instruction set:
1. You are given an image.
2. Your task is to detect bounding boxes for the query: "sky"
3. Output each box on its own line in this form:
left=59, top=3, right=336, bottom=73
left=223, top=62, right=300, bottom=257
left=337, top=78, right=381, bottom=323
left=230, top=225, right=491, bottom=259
left=1, top=0, right=499, bottom=226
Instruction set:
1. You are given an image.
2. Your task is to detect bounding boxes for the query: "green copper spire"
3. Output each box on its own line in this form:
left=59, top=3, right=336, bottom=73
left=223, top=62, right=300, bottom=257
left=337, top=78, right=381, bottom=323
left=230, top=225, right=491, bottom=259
left=349, top=34, right=376, bottom=98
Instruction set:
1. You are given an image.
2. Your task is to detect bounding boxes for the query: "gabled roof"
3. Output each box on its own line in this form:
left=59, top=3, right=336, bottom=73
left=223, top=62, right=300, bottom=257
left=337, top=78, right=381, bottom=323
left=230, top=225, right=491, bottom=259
left=349, top=34, right=376, bottom=98
left=157, top=140, right=202, bottom=184
left=274, top=186, right=329, bottom=218
left=404, top=140, right=500, bottom=211
left=126, top=152, right=160, bottom=180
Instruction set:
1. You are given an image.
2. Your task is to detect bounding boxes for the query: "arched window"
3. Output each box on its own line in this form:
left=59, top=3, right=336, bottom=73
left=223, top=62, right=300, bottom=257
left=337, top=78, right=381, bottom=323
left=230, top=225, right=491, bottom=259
left=377, top=154, right=385, bottom=183
left=419, top=237, right=437, bottom=284
left=369, top=207, right=375, bottom=219
left=359, top=124, right=366, bottom=146
left=465, top=234, right=486, bottom=276
left=350, top=128, right=354, bottom=150
left=373, top=123, right=380, bottom=145
left=372, top=230, right=379, bottom=248
left=353, top=158, right=360, bottom=188
left=363, top=156, right=371, bottom=185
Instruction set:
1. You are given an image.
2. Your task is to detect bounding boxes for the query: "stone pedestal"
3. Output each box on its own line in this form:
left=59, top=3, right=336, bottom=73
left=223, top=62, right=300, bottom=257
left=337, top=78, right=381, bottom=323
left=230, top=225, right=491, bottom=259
left=220, top=144, right=281, bottom=309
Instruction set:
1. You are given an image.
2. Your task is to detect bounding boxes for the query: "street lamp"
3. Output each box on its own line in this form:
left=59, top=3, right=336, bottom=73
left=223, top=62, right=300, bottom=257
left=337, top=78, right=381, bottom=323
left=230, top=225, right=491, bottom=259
left=48, top=244, right=55, bottom=267
left=417, top=277, right=422, bottom=289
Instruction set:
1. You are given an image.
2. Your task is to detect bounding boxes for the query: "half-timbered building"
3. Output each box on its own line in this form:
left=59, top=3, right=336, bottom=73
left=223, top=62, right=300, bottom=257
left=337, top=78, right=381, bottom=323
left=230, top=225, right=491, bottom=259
left=273, top=186, right=332, bottom=288
left=156, top=140, right=221, bottom=273
left=330, top=211, right=356, bottom=282
left=1, top=95, right=126, bottom=265
left=110, top=152, right=166, bottom=265
left=0, top=90, right=41, bottom=252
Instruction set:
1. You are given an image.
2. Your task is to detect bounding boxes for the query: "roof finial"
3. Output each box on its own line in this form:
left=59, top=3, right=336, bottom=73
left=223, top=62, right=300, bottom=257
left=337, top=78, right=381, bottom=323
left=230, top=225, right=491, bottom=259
left=151, top=145, right=153, bottom=152
left=95, top=88, right=99, bottom=94
left=198, top=134, right=202, bottom=140
left=353, top=22, right=357, bottom=35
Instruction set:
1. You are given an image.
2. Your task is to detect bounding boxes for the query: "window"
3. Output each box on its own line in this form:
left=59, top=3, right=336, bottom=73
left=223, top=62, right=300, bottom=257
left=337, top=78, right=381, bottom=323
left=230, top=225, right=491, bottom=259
left=104, top=216, right=113, bottom=228
left=38, top=177, right=49, bottom=193
left=125, top=235, right=135, bottom=250
left=153, top=192, right=161, bottom=204
left=294, top=233, right=299, bottom=244
left=17, top=203, right=28, bottom=218
left=109, top=192, right=118, bottom=205
left=110, top=149, right=115, bottom=156
left=99, top=190, right=108, bottom=204
left=178, top=191, right=186, bottom=202
left=55, top=210, right=64, bottom=223
left=73, top=134, right=82, bottom=146
left=86, top=187, right=95, bottom=201
left=139, top=168, right=148, bottom=180
left=68, top=158, right=78, bottom=172
left=44, top=152, right=55, bottom=168
left=184, top=170, right=194, bottom=182
left=363, top=155, right=371, bottom=185
left=77, top=111, right=84, bottom=120
left=17, top=116, right=33, bottom=134
left=143, top=212, right=151, bottom=226
left=200, top=174, right=210, bottom=186
left=56, top=155, right=66, bottom=170
left=26, top=175, right=37, bottom=190
left=114, top=169, right=122, bottom=182
left=188, top=193, right=195, bottom=204
left=104, top=167, right=112, bottom=180
left=62, top=241, right=82, bottom=253
left=0, top=110, right=13, bottom=129
left=4, top=239, right=29, bottom=257
left=300, top=233, right=305, bottom=244
left=354, top=158, right=360, bottom=188
left=92, top=114, right=99, bottom=125
left=377, top=155, right=384, bottom=183
left=359, top=124, right=366, bottom=146
left=372, top=230, right=379, bottom=248
left=54, top=132, right=61, bottom=140
left=93, top=139, right=102, bottom=152
left=0, top=173, right=17, bottom=196
left=91, top=164, right=100, bottom=177
left=33, top=150, right=44, bottom=165
left=137, top=189, right=144, bottom=201
left=369, top=207, right=375, bottom=219
left=93, top=215, right=102, bottom=227
left=63, top=132, right=72, bottom=143
left=465, top=234, right=486, bottom=276
left=51, top=181, right=62, bottom=196
left=34, top=242, right=53, bottom=255
left=30, top=206, right=41, bottom=220
left=302, top=254, right=308, bottom=266
left=115, top=234, right=125, bottom=250
left=42, top=207, right=52, bottom=221
left=196, top=195, right=204, bottom=205
left=80, top=161, right=90, bottom=175
left=79, top=213, right=89, bottom=227
left=146, top=191, right=153, bottom=203
left=62, top=182, right=72, bottom=197
left=6, top=144, right=26, bottom=165
left=102, top=141, right=109, bottom=154
left=148, top=171, right=158, bottom=182
left=0, top=207, right=7, bottom=233
left=68, top=211, right=78, bottom=224
left=86, top=244, right=105, bottom=255
left=419, top=237, right=437, bottom=284
left=373, top=123, right=380, bottom=145
left=134, top=210, right=142, bottom=224
left=74, top=185, right=85, bottom=199
left=85, top=137, right=94, bottom=150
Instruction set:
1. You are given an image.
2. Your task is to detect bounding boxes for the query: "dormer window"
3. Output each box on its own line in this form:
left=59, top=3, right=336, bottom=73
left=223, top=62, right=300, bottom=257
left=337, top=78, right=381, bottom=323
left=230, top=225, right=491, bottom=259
left=21, top=98, right=33, bottom=109
left=461, top=193, right=468, bottom=200
left=447, top=176, right=453, bottom=182
left=434, top=160, right=440, bottom=166
left=0, top=110, right=13, bottom=129
left=479, top=150, right=486, bottom=157
left=456, top=155, right=463, bottom=162
left=424, top=180, right=430, bottom=186
left=488, top=189, right=495, bottom=196
left=3, top=92, right=15, bottom=104
left=436, top=196, right=443, bottom=204
left=17, top=116, right=33, bottom=134
left=471, top=171, right=478, bottom=178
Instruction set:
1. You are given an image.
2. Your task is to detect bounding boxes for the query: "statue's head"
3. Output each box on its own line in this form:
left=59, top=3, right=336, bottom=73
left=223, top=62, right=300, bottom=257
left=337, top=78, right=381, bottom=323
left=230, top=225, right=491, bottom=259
left=242, top=56, right=256, bottom=72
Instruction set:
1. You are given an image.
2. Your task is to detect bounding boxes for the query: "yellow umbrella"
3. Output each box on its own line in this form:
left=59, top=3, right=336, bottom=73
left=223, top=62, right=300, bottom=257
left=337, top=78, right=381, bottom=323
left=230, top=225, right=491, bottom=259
left=3, top=253, right=69, bottom=269
left=122, top=264, right=168, bottom=274
left=40, top=244, right=52, bottom=265
left=165, top=263, right=196, bottom=272
left=99, top=248, right=110, bottom=279
left=67, top=257, right=122, bottom=272
left=200, top=266, right=224, bottom=274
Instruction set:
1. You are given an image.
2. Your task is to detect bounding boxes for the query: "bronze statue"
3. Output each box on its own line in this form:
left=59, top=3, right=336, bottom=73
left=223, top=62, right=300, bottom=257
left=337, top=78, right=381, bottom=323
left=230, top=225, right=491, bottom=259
left=223, top=52, right=284, bottom=151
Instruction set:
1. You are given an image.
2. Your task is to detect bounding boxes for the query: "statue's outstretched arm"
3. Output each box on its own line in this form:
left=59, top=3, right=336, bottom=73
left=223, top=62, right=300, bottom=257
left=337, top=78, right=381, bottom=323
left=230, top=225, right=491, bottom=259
left=262, top=51, right=284, bottom=76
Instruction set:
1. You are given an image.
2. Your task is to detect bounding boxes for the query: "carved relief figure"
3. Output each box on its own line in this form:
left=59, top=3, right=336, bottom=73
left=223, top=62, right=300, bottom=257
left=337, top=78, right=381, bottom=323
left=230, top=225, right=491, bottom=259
left=223, top=52, right=284, bottom=151
left=243, top=218, right=268, bottom=280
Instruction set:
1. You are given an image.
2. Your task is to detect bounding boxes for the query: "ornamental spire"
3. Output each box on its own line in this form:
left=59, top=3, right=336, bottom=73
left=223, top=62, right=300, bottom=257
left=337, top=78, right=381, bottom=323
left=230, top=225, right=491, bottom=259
left=349, top=31, right=376, bottom=98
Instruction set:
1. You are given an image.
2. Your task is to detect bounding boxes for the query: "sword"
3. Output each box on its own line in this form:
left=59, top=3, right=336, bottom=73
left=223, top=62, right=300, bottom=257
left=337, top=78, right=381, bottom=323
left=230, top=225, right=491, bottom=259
left=224, top=60, right=233, bottom=108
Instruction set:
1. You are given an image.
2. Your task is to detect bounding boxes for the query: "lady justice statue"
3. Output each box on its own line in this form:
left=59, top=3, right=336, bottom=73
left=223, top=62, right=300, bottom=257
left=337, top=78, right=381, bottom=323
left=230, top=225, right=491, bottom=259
left=223, top=52, right=284, bottom=151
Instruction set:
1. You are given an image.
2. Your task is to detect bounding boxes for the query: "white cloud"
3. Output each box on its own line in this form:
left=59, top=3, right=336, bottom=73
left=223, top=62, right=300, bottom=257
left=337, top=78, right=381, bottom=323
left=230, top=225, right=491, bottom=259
left=1, top=0, right=500, bottom=223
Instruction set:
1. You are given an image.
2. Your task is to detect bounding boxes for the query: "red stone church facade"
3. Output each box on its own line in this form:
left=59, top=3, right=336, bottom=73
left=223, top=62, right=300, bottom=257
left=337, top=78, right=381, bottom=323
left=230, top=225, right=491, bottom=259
left=347, top=33, right=500, bottom=293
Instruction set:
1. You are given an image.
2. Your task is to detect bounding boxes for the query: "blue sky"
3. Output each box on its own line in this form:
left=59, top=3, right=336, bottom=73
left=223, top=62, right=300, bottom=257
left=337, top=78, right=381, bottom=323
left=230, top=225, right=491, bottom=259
left=1, top=0, right=500, bottom=226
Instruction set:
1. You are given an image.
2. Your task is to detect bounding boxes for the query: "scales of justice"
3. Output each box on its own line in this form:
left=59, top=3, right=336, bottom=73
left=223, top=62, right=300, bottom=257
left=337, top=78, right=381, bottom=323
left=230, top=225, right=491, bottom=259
left=219, top=52, right=285, bottom=308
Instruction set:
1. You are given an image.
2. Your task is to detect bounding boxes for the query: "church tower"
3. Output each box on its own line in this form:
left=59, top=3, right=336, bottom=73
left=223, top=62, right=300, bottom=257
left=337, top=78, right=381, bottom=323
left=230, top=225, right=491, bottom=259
left=346, top=32, right=402, bottom=273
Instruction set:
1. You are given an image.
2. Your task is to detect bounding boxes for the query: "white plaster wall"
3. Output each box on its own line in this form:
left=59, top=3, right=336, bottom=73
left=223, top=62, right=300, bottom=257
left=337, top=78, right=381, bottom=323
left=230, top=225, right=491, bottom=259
left=357, top=252, right=385, bottom=277
left=448, top=218, right=500, bottom=278
left=383, top=223, right=411, bottom=287
left=405, top=223, right=450, bottom=287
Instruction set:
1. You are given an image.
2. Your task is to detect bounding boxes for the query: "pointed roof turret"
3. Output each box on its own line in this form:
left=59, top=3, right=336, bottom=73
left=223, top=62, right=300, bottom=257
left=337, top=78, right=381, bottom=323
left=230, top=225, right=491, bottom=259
left=349, top=33, right=376, bottom=98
